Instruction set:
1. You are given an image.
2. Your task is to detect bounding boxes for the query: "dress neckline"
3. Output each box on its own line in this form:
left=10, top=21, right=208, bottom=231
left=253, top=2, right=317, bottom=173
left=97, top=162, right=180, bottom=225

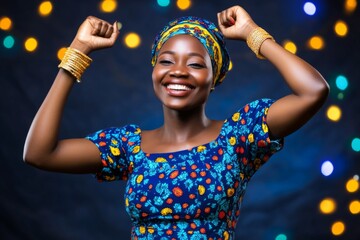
left=138, top=119, right=228, bottom=156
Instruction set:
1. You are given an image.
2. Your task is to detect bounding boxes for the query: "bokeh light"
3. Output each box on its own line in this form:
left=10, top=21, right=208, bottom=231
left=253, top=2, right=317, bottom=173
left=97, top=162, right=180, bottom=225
left=275, top=233, right=287, bottom=240
left=177, top=0, right=191, bottom=10
left=334, top=20, right=348, bottom=37
left=321, top=161, right=334, bottom=176
left=308, top=36, right=325, bottom=50
left=331, top=221, right=345, bottom=236
left=335, top=75, right=348, bottom=90
left=124, top=32, right=141, bottom=48
left=100, top=0, right=117, bottom=13
left=38, top=1, right=53, bottom=16
left=283, top=40, right=297, bottom=54
left=351, top=138, right=360, bottom=152
left=345, top=0, right=357, bottom=14
left=57, top=47, right=67, bottom=61
left=3, top=35, right=15, bottom=49
left=304, top=2, right=317, bottom=15
left=349, top=200, right=360, bottom=214
left=337, top=92, right=344, bottom=100
left=24, top=37, right=38, bottom=52
left=228, top=61, right=233, bottom=71
left=319, top=198, right=336, bottom=214
left=346, top=178, right=359, bottom=193
left=157, top=0, right=170, bottom=7
left=326, top=105, right=341, bottom=122
left=0, top=16, right=12, bottom=31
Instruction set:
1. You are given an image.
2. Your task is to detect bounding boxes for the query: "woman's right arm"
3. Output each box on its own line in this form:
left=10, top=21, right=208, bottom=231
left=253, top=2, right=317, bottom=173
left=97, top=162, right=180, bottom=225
left=23, top=16, right=120, bottom=173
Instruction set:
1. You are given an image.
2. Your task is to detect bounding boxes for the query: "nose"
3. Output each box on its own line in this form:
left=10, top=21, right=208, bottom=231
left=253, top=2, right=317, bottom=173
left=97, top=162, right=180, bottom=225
left=169, top=64, right=188, bottom=78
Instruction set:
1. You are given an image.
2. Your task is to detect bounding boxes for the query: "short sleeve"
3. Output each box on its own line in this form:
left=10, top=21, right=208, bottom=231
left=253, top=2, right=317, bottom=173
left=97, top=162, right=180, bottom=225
left=231, top=98, right=284, bottom=177
left=86, top=126, right=130, bottom=182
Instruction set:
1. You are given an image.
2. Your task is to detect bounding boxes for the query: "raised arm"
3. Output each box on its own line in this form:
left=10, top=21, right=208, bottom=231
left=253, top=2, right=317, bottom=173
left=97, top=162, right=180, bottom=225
left=217, top=6, right=329, bottom=138
left=23, top=16, right=120, bottom=173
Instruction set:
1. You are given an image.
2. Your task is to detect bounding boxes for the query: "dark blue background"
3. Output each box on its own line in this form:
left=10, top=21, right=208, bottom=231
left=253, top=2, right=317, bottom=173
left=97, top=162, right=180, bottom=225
left=1, top=0, right=359, bottom=239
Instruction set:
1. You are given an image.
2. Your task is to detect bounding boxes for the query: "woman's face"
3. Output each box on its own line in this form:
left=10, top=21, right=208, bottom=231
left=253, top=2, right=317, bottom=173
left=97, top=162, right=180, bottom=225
left=152, top=34, right=213, bottom=111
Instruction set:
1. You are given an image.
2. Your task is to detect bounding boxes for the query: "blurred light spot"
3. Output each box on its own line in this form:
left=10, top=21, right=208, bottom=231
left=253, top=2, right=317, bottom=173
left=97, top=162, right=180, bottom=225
left=345, top=0, right=357, bottom=14
left=3, top=35, right=15, bottom=49
left=57, top=47, right=67, bottom=60
left=346, top=178, right=359, bottom=192
left=321, top=161, right=334, bottom=176
left=228, top=61, right=233, bottom=71
left=0, top=16, right=12, bottom=31
left=337, top=93, right=344, bottom=100
left=24, top=37, right=38, bottom=52
left=335, top=75, right=348, bottom=90
left=275, top=233, right=287, bottom=240
left=331, top=221, right=345, bottom=236
left=304, top=2, right=316, bottom=15
left=308, top=36, right=324, bottom=50
left=351, top=138, right=360, bottom=152
left=124, top=32, right=141, bottom=48
left=39, top=1, right=53, bottom=16
left=319, top=198, right=336, bottom=214
left=283, top=40, right=297, bottom=54
left=334, top=20, right=348, bottom=37
left=354, top=175, right=359, bottom=181
left=100, top=0, right=117, bottom=13
left=157, top=0, right=170, bottom=7
left=177, top=0, right=191, bottom=10
left=326, top=105, right=341, bottom=122
left=349, top=200, right=360, bottom=214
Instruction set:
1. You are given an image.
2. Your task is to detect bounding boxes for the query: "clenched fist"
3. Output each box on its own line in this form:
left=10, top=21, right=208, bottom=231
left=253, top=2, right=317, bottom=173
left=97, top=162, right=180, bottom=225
left=70, top=16, right=120, bottom=55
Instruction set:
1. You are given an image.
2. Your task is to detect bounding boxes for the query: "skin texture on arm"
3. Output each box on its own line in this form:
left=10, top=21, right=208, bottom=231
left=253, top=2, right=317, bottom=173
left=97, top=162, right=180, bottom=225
left=23, top=17, right=120, bottom=173
left=217, top=6, right=329, bottom=138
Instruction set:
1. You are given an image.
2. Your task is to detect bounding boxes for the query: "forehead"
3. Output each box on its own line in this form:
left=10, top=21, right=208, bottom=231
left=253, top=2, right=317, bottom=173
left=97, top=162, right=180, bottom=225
left=159, top=34, right=209, bottom=57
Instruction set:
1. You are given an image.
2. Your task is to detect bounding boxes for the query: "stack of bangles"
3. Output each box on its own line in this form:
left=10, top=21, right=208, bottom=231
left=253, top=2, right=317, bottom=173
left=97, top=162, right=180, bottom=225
left=246, top=27, right=274, bottom=59
left=58, top=47, right=92, bottom=83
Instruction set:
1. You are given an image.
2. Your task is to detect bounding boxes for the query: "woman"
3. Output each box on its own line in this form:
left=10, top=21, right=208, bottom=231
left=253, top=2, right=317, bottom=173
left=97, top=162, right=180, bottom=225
left=23, top=5, right=329, bottom=239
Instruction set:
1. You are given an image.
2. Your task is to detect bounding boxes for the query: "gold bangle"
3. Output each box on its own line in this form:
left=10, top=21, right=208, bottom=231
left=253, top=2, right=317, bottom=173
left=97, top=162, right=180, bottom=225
left=58, top=47, right=92, bottom=82
left=246, top=27, right=274, bottom=59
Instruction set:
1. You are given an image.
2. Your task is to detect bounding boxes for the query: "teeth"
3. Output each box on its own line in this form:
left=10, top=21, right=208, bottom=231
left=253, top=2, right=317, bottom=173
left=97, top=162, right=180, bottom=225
left=167, top=84, right=191, bottom=91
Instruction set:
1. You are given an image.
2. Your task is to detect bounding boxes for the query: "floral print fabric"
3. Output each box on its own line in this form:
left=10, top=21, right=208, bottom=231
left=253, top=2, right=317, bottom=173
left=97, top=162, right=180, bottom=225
left=86, top=98, right=283, bottom=239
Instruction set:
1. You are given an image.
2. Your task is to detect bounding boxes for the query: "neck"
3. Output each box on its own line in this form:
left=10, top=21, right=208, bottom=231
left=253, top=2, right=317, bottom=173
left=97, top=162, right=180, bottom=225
left=160, top=106, right=211, bottom=143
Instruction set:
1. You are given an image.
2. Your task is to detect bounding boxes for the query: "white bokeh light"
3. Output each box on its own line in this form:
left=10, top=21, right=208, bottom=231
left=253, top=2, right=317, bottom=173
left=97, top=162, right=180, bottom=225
left=321, top=161, right=334, bottom=176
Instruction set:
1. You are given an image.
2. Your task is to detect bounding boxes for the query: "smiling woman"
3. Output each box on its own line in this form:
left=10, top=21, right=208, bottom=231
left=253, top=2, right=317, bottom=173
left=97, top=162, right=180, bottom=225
left=23, top=4, right=329, bottom=240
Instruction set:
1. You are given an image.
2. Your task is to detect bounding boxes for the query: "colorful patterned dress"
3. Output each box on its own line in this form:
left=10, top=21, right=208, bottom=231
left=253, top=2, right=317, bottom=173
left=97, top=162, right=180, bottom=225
left=86, top=98, right=283, bottom=240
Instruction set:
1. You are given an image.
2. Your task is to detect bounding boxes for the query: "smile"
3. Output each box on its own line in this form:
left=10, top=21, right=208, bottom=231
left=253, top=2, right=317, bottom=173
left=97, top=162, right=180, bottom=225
left=166, top=84, right=194, bottom=91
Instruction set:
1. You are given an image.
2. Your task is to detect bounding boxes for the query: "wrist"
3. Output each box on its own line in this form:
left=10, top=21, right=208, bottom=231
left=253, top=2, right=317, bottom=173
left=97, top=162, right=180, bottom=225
left=69, top=39, right=92, bottom=55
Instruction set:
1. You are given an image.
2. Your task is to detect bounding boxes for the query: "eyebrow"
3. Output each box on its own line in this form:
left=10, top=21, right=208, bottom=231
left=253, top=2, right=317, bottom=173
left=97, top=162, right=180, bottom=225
left=159, top=50, right=206, bottom=59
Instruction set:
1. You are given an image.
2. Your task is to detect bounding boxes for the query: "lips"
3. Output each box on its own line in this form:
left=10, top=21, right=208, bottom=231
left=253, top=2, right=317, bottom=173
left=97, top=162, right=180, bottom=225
left=163, top=82, right=195, bottom=97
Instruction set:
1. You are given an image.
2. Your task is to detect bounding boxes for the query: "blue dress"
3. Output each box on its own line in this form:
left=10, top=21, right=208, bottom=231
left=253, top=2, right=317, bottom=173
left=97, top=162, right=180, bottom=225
left=86, top=98, right=283, bottom=240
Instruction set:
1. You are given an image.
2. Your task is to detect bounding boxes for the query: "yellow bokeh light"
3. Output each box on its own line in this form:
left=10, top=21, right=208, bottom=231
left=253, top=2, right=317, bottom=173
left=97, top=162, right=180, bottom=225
left=346, top=178, right=359, bottom=193
left=345, top=0, right=357, bottom=14
left=326, top=105, right=342, bottom=122
left=228, top=61, right=233, bottom=71
left=57, top=47, right=67, bottom=61
left=283, top=40, right=297, bottom=54
left=349, top=200, right=360, bottom=214
left=334, top=20, right=348, bottom=37
left=308, top=36, right=325, bottom=50
left=319, top=198, right=336, bottom=214
left=124, top=32, right=141, bottom=48
left=100, top=0, right=117, bottom=13
left=331, top=221, right=345, bottom=236
left=0, top=17, right=12, bottom=31
left=24, top=37, right=38, bottom=52
left=177, top=0, right=191, bottom=10
left=39, top=1, right=53, bottom=16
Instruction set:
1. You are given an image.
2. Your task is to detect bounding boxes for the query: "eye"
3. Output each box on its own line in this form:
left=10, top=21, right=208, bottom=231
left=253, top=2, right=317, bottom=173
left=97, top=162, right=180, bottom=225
left=189, top=63, right=206, bottom=69
left=158, top=60, right=173, bottom=65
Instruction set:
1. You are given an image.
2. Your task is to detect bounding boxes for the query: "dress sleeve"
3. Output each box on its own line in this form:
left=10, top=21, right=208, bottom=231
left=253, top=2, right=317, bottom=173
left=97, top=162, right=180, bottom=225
left=85, top=126, right=131, bottom=181
left=232, top=98, right=284, bottom=178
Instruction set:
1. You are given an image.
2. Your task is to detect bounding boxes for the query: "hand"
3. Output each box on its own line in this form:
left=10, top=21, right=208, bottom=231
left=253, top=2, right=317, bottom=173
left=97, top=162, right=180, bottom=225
left=217, top=5, right=258, bottom=41
left=70, top=16, right=120, bottom=55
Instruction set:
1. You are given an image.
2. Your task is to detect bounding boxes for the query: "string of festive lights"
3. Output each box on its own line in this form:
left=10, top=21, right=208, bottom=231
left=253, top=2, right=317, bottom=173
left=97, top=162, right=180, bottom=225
left=0, top=0, right=358, bottom=239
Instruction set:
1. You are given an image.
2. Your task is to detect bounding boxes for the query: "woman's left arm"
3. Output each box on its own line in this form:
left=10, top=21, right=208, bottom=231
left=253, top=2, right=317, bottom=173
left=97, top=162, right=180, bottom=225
left=218, top=5, right=330, bottom=138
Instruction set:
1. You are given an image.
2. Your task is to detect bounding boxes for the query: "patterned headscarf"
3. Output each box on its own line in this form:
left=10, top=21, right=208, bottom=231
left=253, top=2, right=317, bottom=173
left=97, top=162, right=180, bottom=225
left=151, top=16, right=230, bottom=87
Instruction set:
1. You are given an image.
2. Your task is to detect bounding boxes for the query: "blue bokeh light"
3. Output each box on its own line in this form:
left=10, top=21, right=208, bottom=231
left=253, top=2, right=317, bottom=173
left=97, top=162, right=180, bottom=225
left=304, top=2, right=316, bottom=15
left=157, top=0, right=170, bottom=7
left=321, top=161, right=334, bottom=176
left=336, top=75, right=348, bottom=91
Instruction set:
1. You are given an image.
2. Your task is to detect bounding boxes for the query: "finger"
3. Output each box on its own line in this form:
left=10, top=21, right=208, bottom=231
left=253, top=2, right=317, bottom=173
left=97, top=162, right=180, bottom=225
left=104, top=24, right=114, bottom=38
left=99, top=23, right=109, bottom=36
left=108, top=21, right=120, bottom=43
left=91, top=20, right=102, bottom=35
